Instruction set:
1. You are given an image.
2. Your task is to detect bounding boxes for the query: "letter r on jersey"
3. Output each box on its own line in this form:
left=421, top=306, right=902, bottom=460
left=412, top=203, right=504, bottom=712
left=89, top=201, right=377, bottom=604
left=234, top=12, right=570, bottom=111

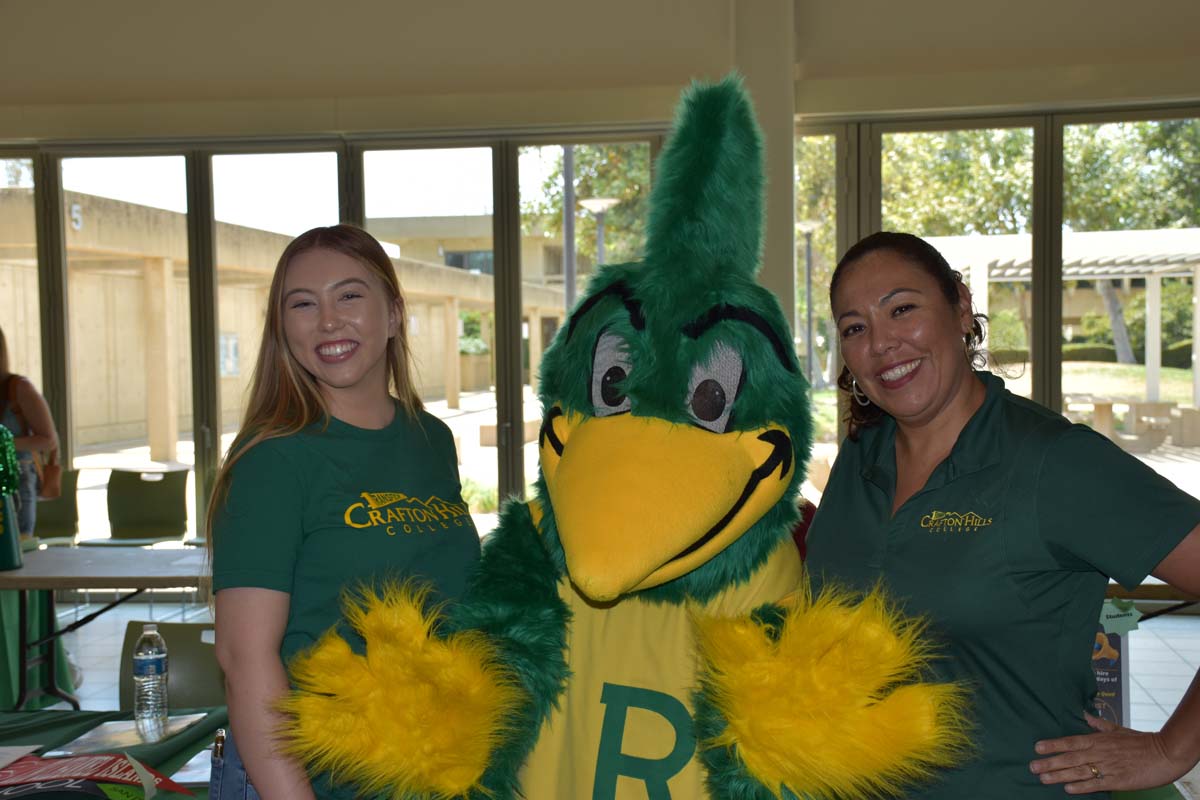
left=593, top=682, right=696, bottom=800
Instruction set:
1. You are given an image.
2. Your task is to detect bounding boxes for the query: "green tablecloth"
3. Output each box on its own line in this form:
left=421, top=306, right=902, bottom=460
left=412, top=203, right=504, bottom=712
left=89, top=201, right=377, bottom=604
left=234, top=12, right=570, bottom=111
left=0, top=588, right=76, bottom=710
left=0, top=707, right=224, bottom=799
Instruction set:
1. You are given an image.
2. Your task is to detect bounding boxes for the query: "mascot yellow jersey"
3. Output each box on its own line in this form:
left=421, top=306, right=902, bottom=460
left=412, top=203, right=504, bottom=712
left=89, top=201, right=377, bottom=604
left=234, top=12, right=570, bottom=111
left=280, top=75, right=970, bottom=800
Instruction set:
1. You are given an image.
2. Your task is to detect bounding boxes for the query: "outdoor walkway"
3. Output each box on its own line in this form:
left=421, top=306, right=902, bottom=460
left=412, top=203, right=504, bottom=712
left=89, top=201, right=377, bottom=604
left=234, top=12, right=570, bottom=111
left=69, top=388, right=544, bottom=541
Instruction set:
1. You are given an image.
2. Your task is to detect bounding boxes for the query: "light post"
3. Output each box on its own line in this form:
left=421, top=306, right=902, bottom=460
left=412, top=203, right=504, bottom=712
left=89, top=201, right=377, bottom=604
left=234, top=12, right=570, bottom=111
left=795, top=220, right=820, bottom=386
left=562, top=146, right=577, bottom=310
left=579, top=197, right=620, bottom=268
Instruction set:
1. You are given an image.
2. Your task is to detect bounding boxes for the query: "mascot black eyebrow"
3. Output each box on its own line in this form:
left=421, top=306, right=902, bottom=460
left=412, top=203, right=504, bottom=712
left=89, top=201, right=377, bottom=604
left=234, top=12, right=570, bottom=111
left=281, top=76, right=968, bottom=800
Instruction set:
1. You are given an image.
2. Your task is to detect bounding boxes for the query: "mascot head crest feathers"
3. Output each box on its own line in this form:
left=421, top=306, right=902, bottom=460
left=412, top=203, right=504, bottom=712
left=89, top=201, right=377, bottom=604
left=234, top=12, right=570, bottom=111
left=535, top=75, right=813, bottom=604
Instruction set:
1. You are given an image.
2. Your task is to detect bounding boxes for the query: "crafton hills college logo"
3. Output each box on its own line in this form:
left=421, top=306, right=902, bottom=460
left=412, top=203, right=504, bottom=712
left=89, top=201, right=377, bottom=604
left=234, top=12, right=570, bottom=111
left=343, top=491, right=470, bottom=536
left=920, top=509, right=993, bottom=533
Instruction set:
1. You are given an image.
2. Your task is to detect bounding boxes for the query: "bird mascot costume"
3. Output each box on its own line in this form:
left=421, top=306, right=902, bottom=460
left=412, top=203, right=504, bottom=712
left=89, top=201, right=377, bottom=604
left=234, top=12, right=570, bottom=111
left=282, top=76, right=968, bottom=800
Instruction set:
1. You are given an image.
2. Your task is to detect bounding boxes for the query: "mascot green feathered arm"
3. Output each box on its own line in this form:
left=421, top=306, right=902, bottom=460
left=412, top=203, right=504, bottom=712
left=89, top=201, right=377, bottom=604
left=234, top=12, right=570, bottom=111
left=280, top=75, right=969, bottom=800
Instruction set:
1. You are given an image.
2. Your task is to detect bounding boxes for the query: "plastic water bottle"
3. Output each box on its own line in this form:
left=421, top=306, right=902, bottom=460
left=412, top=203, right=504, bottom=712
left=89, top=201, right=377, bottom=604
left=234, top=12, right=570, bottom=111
left=133, top=623, right=169, bottom=741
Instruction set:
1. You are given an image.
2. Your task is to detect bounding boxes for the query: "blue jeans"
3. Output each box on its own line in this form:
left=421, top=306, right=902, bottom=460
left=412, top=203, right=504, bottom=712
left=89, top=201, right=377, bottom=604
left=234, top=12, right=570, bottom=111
left=209, top=730, right=262, bottom=800
left=14, top=458, right=36, bottom=536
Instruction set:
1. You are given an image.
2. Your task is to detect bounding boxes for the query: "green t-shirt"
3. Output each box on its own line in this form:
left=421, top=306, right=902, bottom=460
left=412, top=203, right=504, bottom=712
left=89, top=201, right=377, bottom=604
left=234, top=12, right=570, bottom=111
left=805, top=372, right=1199, bottom=800
left=212, top=408, right=481, bottom=799
left=213, top=408, right=480, bottom=662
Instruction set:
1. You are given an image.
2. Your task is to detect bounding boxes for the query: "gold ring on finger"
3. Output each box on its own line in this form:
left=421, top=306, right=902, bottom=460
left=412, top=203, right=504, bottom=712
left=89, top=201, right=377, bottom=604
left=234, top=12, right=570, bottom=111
left=1089, top=764, right=1103, bottom=780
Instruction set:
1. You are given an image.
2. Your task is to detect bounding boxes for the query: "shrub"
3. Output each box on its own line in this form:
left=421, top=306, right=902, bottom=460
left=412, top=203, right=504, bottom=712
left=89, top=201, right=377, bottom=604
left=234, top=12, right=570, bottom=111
left=989, top=347, right=1029, bottom=365
left=460, top=477, right=499, bottom=513
left=988, top=309, right=1027, bottom=352
left=1062, top=343, right=1117, bottom=362
left=1165, top=339, right=1193, bottom=369
left=459, top=336, right=490, bottom=356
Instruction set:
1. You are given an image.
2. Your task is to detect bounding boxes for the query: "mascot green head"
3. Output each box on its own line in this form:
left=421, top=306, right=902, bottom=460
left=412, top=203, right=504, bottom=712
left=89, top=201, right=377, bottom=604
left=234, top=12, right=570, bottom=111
left=534, top=75, right=812, bottom=604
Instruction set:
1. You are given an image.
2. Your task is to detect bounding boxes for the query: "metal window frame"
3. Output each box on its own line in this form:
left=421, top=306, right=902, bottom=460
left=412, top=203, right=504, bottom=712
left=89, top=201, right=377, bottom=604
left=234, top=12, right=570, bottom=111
left=797, top=102, right=1200, bottom=421
left=23, top=99, right=1194, bottom=521
left=348, top=132, right=666, bottom=500
left=15, top=127, right=674, bottom=522
left=794, top=123, right=856, bottom=440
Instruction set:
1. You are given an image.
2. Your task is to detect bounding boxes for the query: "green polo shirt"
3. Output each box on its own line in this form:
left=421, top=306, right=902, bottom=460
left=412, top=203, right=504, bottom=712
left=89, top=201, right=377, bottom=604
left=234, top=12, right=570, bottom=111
left=805, top=372, right=1199, bottom=799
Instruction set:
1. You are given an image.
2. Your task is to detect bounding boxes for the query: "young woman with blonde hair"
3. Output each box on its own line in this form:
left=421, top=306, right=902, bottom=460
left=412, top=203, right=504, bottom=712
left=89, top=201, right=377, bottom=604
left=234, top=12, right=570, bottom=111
left=209, top=225, right=480, bottom=799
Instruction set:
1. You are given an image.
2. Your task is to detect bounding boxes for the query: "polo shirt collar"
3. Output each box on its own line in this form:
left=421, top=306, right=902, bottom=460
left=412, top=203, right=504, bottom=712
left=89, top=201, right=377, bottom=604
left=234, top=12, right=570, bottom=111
left=858, top=370, right=1004, bottom=490
left=946, top=371, right=1006, bottom=479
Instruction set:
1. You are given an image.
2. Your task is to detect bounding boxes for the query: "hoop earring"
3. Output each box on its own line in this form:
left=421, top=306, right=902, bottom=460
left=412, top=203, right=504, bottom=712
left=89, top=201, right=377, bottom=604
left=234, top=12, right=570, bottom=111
left=850, top=378, right=871, bottom=407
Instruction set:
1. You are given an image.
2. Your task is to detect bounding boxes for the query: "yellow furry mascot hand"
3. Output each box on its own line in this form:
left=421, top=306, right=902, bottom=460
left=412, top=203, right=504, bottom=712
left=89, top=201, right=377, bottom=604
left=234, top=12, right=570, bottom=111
left=694, top=587, right=969, bottom=800
left=279, top=585, right=522, bottom=799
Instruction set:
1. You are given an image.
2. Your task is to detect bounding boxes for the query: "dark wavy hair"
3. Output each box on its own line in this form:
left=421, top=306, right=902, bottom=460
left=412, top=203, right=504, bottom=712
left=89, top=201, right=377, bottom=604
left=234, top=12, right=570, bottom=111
left=829, top=231, right=987, bottom=439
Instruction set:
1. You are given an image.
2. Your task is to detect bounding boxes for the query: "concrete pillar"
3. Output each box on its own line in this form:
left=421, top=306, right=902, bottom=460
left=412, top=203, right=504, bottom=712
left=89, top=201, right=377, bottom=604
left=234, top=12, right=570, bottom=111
left=143, top=257, right=178, bottom=462
left=482, top=312, right=496, bottom=389
left=733, top=0, right=795, bottom=328
left=1193, top=267, right=1200, bottom=407
left=527, top=309, right=544, bottom=396
left=970, top=260, right=990, bottom=351
left=444, top=297, right=460, bottom=409
left=1146, top=275, right=1161, bottom=402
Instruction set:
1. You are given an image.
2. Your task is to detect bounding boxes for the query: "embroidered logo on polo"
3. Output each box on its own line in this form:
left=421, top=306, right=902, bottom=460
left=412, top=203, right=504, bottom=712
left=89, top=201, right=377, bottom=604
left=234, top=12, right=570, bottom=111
left=920, top=509, right=993, bottom=532
left=343, top=491, right=470, bottom=536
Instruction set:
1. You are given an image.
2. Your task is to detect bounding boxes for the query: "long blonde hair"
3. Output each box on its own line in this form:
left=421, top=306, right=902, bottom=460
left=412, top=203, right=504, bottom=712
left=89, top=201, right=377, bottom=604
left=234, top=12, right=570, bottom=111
left=205, top=224, right=423, bottom=548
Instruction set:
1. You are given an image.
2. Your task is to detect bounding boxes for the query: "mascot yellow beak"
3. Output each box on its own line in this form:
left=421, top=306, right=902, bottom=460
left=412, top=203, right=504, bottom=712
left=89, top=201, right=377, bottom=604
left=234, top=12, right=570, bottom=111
left=539, top=409, right=793, bottom=602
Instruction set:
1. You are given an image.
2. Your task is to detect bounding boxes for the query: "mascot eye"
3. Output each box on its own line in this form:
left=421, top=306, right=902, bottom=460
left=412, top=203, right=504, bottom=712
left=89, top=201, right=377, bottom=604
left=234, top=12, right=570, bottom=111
left=691, top=379, right=726, bottom=421
left=686, top=342, right=742, bottom=433
left=591, top=330, right=633, bottom=416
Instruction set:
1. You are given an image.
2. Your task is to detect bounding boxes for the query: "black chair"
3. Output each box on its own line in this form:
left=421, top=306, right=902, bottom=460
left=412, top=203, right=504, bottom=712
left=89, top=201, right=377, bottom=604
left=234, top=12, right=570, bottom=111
left=34, top=468, right=80, bottom=547
left=80, top=469, right=189, bottom=547
left=118, top=621, right=225, bottom=709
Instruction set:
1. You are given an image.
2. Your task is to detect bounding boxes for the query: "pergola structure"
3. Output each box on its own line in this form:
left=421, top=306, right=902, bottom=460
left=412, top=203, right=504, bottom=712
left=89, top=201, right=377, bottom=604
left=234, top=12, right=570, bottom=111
left=928, top=229, right=1200, bottom=404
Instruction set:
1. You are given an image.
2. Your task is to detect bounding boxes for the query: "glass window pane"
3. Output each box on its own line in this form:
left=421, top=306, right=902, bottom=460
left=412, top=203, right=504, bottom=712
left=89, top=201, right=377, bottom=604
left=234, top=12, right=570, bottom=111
left=364, top=147, right=499, bottom=534
left=518, top=141, right=651, bottom=496
left=795, top=133, right=839, bottom=497
left=881, top=127, right=1035, bottom=398
left=519, top=143, right=650, bottom=303
left=1062, top=118, right=1200, bottom=496
left=61, top=155, right=192, bottom=540
left=0, top=158, right=41, bottom=392
left=213, top=151, right=339, bottom=459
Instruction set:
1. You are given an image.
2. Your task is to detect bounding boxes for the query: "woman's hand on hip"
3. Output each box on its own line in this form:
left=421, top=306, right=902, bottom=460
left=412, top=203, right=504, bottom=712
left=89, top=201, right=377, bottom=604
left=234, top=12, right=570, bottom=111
left=1030, top=713, right=1191, bottom=794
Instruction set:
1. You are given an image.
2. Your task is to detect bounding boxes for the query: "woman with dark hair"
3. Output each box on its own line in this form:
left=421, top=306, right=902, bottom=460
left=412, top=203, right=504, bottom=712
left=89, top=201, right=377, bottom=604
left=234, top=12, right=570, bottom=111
left=805, top=231, right=1200, bottom=798
left=209, top=225, right=480, bottom=799
left=0, top=325, right=58, bottom=538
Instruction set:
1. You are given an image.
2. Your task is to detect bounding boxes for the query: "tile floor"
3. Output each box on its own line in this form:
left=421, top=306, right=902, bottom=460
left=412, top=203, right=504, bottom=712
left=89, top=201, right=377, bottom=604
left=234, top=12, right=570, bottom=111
left=48, top=598, right=1199, bottom=728
left=49, top=596, right=213, bottom=712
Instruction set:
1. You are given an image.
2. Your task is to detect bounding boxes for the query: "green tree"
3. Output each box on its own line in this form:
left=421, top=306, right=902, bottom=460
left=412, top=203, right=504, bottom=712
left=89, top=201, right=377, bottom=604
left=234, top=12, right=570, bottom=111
left=882, top=129, right=1034, bottom=236
left=4, top=160, right=31, bottom=188
left=520, top=143, right=652, bottom=268
left=1065, top=121, right=1200, bottom=231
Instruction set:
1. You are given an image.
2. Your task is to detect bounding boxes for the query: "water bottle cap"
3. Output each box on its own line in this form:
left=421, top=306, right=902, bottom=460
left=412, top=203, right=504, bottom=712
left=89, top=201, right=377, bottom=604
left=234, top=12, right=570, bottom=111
left=143, top=623, right=158, bottom=633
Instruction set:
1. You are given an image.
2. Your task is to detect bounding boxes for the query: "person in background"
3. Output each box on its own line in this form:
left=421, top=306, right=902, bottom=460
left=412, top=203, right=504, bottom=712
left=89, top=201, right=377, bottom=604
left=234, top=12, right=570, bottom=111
left=805, top=231, right=1200, bottom=798
left=0, top=325, right=58, bottom=538
left=209, top=224, right=480, bottom=800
